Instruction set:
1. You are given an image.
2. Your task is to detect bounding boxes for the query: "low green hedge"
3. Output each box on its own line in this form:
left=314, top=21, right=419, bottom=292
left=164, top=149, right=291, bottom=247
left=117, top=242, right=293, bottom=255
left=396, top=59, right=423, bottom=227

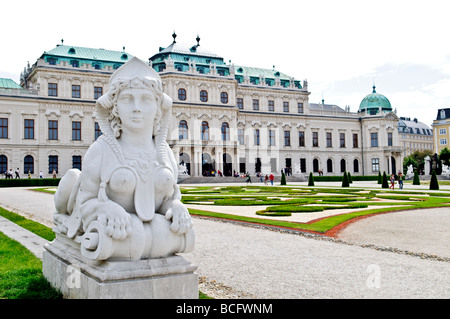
left=0, top=178, right=61, bottom=188
left=311, top=175, right=379, bottom=182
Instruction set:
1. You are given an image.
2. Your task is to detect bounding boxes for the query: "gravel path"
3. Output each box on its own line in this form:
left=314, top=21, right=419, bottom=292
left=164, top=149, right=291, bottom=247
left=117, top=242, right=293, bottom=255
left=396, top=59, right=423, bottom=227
left=182, top=216, right=450, bottom=299
left=0, top=186, right=449, bottom=299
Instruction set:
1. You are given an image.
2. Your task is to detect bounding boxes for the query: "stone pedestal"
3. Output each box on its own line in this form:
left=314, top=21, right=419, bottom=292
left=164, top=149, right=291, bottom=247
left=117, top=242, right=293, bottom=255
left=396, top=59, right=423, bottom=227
left=42, top=238, right=198, bottom=299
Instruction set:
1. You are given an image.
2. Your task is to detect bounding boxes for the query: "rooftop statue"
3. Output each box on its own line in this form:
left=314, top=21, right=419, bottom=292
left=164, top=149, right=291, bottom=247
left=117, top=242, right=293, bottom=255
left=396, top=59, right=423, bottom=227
left=53, top=57, right=194, bottom=260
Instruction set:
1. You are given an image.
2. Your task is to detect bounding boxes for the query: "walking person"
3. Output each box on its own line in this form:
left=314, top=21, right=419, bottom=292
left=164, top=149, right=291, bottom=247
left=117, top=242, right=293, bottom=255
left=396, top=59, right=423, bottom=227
left=245, top=172, right=252, bottom=184
left=398, top=172, right=403, bottom=189
left=15, top=168, right=20, bottom=179
left=389, top=174, right=395, bottom=190
left=269, top=173, right=274, bottom=186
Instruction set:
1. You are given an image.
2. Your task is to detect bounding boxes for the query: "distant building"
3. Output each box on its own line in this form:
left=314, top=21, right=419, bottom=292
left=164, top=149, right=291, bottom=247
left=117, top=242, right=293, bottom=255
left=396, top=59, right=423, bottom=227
left=0, top=35, right=402, bottom=178
left=432, top=108, right=450, bottom=154
left=398, top=117, right=433, bottom=158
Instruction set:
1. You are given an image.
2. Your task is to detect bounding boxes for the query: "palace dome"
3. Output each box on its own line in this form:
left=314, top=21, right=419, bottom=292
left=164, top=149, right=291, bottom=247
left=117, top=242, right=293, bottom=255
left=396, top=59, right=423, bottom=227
left=359, top=85, right=392, bottom=114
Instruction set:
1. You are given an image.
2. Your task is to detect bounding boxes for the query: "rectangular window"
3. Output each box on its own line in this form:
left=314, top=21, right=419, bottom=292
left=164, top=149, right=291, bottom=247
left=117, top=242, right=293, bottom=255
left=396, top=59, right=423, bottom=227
left=72, top=85, right=81, bottom=98
left=269, top=130, right=275, bottom=146
left=440, top=138, right=448, bottom=145
left=312, top=132, right=319, bottom=147
left=268, top=100, right=274, bottom=112
left=72, top=155, right=82, bottom=170
left=353, top=133, right=358, bottom=148
left=0, top=118, right=8, bottom=138
left=388, top=132, right=393, bottom=146
left=94, top=87, right=103, bottom=100
left=48, top=120, right=58, bottom=140
left=48, top=83, right=58, bottom=97
left=371, top=132, right=378, bottom=147
left=24, top=119, right=34, bottom=139
left=238, top=128, right=244, bottom=145
left=298, top=102, right=304, bottom=113
left=72, top=121, right=81, bottom=140
left=95, top=122, right=102, bottom=140
left=237, top=98, right=243, bottom=110
left=372, top=158, right=380, bottom=172
left=252, top=99, right=259, bottom=111
left=326, top=132, right=332, bottom=147
left=49, top=155, right=58, bottom=174
left=340, top=132, right=345, bottom=148
left=283, top=101, right=289, bottom=112
left=439, top=128, right=447, bottom=135
left=254, top=129, right=260, bottom=146
left=299, top=131, right=305, bottom=146
left=284, top=130, right=291, bottom=146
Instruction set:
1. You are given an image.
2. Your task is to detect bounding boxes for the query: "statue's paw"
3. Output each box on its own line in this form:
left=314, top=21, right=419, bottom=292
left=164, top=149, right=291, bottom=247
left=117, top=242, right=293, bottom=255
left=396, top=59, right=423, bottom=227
left=98, top=209, right=131, bottom=240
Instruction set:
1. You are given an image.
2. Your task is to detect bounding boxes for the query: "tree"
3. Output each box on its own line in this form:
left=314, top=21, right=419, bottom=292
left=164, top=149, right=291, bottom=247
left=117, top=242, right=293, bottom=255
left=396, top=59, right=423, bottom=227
left=430, top=170, right=439, bottom=190
left=280, top=171, right=286, bottom=185
left=308, top=172, right=314, bottom=186
left=413, top=170, right=420, bottom=185
left=381, top=171, right=389, bottom=188
left=403, top=150, right=433, bottom=174
left=342, top=172, right=349, bottom=187
left=439, top=147, right=450, bottom=167
left=377, top=171, right=382, bottom=184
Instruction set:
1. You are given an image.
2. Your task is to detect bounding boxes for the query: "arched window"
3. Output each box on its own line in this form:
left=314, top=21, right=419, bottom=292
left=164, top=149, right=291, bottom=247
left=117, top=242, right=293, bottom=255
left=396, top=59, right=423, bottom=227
left=340, top=159, right=346, bottom=173
left=221, top=122, right=230, bottom=141
left=0, top=155, right=7, bottom=174
left=24, top=155, right=34, bottom=174
left=313, top=158, right=319, bottom=173
left=201, top=121, right=209, bottom=140
left=179, top=120, right=188, bottom=139
left=178, top=88, right=186, bottom=101
left=353, top=159, right=359, bottom=173
left=200, top=90, right=208, bottom=102
left=327, top=159, right=333, bottom=173
left=220, top=92, right=228, bottom=104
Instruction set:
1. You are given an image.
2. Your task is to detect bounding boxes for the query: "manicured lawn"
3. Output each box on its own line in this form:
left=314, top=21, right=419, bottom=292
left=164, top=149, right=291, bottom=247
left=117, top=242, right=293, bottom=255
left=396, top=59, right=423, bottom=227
left=181, top=185, right=450, bottom=235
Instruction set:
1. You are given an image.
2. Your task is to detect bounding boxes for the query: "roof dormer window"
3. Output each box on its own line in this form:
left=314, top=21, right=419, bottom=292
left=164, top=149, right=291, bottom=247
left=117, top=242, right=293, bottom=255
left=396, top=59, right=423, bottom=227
left=68, top=47, right=76, bottom=54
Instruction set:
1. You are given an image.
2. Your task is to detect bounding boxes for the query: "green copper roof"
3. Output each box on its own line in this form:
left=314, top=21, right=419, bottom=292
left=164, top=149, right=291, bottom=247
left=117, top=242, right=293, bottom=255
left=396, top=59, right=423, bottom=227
left=43, top=44, right=133, bottom=63
left=359, top=85, right=392, bottom=113
left=0, top=78, right=22, bottom=89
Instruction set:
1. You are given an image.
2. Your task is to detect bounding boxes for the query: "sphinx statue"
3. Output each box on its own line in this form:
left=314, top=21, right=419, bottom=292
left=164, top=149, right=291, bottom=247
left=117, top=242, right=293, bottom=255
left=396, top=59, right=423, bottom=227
left=52, top=57, right=194, bottom=261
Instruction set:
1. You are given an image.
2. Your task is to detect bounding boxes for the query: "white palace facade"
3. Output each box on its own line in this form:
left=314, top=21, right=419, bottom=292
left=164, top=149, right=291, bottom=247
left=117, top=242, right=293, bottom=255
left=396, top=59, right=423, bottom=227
left=0, top=35, right=402, bottom=178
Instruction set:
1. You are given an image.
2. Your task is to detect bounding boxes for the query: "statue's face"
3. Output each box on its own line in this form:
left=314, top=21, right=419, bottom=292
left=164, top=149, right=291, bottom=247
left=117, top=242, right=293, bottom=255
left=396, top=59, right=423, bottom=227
left=116, top=87, right=157, bottom=133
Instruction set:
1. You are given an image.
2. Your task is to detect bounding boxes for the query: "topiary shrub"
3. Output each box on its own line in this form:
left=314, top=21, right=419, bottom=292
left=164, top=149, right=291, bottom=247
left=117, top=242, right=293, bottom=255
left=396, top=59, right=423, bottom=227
left=280, top=171, right=286, bottom=185
left=429, top=170, right=439, bottom=190
left=342, top=172, right=350, bottom=187
left=413, top=170, right=420, bottom=185
left=347, top=172, right=352, bottom=184
left=308, top=172, right=314, bottom=186
left=381, top=171, right=389, bottom=188
left=377, top=171, right=382, bottom=184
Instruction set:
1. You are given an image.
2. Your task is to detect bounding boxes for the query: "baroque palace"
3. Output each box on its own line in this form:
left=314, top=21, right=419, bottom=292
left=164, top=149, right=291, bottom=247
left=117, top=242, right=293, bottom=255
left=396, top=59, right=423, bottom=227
left=0, top=34, right=403, bottom=178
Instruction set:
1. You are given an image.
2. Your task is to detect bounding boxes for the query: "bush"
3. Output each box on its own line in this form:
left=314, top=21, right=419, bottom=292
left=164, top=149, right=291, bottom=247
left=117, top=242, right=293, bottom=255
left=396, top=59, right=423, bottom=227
left=308, top=172, right=314, bottom=186
left=413, top=170, right=420, bottom=185
left=430, top=170, right=439, bottom=190
left=341, top=172, right=350, bottom=187
left=377, top=171, right=382, bottom=184
left=0, top=178, right=60, bottom=188
left=381, top=172, right=389, bottom=188
left=280, top=171, right=286, bottom=185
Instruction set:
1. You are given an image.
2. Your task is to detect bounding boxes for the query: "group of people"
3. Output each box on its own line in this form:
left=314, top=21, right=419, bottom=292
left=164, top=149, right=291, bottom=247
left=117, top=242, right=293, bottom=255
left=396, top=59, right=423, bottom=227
left=245, top=172, right=275, bottom=185
left=389, top=172, right=404, bottom=190
left=3, top=168, right=58, bottom=179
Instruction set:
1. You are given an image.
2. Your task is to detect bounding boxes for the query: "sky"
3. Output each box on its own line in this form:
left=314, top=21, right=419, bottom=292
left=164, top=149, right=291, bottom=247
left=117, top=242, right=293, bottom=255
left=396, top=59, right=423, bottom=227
left=2, top=0, right=450, bottom=127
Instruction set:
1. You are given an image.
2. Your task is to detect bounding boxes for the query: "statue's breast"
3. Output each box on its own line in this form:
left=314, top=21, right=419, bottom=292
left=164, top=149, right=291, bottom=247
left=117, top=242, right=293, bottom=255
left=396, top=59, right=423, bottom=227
left=109, top=167, right=136, bottom=195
